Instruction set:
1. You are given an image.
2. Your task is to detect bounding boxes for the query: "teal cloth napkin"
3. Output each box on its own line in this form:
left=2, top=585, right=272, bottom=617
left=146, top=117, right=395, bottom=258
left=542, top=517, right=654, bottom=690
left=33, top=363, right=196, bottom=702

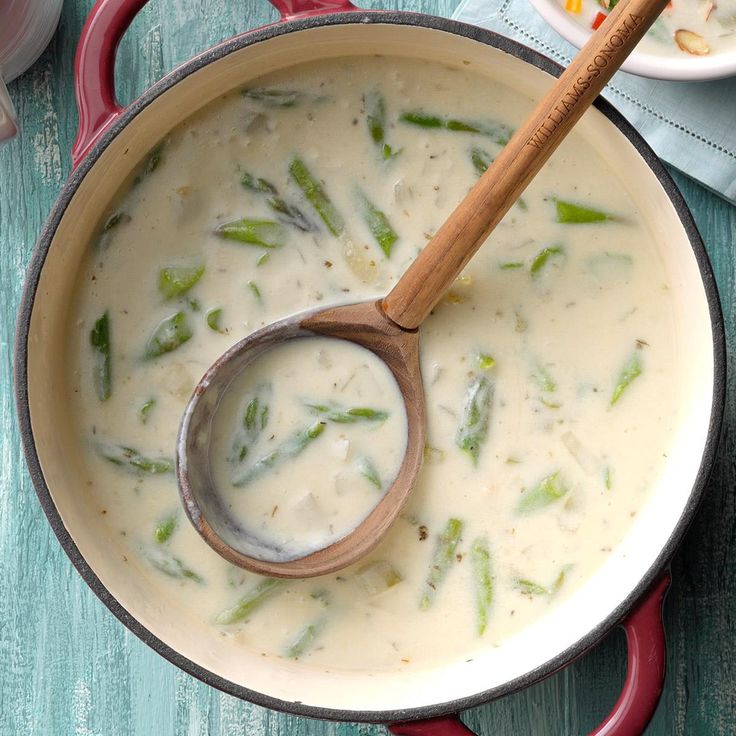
left=452, top=0, right=736, bottom=204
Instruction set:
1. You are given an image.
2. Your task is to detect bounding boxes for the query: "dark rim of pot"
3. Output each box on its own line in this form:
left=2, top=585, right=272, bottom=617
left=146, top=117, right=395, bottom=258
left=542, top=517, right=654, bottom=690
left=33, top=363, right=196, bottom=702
left=13, top=10, right=726, bottom=726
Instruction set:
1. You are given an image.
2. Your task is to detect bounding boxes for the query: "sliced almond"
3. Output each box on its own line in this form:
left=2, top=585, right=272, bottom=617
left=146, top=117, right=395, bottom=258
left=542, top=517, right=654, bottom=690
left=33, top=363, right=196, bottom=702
left=704, top=2, right=715, bottom=21
left=674, top=28, right=711, bottom=55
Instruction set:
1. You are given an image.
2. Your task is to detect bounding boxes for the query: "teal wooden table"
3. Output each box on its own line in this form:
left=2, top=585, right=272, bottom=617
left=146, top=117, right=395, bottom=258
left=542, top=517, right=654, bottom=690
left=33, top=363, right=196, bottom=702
left=1, top=1, right=734, bottom=734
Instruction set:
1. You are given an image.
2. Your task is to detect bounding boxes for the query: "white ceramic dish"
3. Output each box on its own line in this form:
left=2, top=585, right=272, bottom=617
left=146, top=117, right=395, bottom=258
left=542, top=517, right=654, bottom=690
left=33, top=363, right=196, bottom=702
left=529, top=0, right=736, bottom=80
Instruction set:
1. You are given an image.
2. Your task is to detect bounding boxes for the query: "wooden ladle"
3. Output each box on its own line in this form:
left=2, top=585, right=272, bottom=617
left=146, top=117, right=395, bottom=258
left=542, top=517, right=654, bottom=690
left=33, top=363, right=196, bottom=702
left=176, top=0, right=670, bottom=578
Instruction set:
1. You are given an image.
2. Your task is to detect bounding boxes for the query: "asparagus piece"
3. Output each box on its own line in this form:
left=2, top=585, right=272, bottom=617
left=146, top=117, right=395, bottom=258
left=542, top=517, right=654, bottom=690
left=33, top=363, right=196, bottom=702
left=144, top=312, right=192, bottom=359
left=471, top=147, right=493, bottom=176
left=232, top=421, right=326, bottom=487
left=471, top=537, right=493, bottom=635
left=603, top=465, right=613, bottom=490
left=206, top=308, right=224, bottom=333
left=90, top=311, right=111, bottom=401
left=610, top=350, right=643, bottom=406
left=358, top=457, right=382, bottom=490
left=555, top=199, right=613, bottom=223
left=400, top=111, right=512, bottom=145
left=97, top=443, right=174, bottom=475
left=240, top=171, right=316, bottom=232
left=515, top=578, right=548, bottom=596
left=230, top=385, right=271, bottom=464
left=145, top=142, right=164, bottom=174
left=138, top=398, right=156, bottom=424
left=531, top=360, right=557, bottom=393
left=499, top=261, right=524, bottom=270
left=517, top=471, right=568, bottom=514
left=365, top=89, right=396, bottom=160
left=456, top=374, right=493, bottom=465
left=154, top=513, right=177, bottom=544
left=475, top=352, right=495, bottom=370
left=306, top=402, right=388, bottom=424
left=216, top=578, right=285, bottom=625
left=215, top=218, right=286, bottom=248
left=243, top=88, right=302, bottom=107
left=102, top=211, right=131, bottom=232
left=551, top=564, right=574, bottom=595
left=158, top=265, right=205, bottom=301
left=240, top=171, right=277, bottom=194
left=248, top=280, right=262, bottom=304
left=286, top=618, right=326, bottom=659
left=358, top=190, right=398, bottom=257
left=420, top=518, right=463, bottom=610
left=530, top=244, right=565, bottom=278
left=289, top=158, right=344, bottom=236
left=147, top=550, right=203, bottom=583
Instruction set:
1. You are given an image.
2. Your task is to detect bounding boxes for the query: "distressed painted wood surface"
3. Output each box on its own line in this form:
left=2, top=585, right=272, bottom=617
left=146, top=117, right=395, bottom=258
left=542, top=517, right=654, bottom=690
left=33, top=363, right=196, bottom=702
left=0, top=1, right=733, bottom=733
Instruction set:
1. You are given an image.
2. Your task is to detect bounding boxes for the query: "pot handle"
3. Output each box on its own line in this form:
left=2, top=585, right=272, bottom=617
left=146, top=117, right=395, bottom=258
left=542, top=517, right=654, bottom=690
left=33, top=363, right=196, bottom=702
left=267, top=0, right=358, bottom=21
left=71, top=0, right=360, bottom=167
left=388, top=572, right=670, bottom=736
left=72, top=0, right=149, bottom=168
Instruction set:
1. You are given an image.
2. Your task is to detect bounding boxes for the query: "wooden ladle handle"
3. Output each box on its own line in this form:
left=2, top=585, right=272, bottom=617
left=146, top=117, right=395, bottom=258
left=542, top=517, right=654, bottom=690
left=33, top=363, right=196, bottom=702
left=382, top=0, right=669, bottom=330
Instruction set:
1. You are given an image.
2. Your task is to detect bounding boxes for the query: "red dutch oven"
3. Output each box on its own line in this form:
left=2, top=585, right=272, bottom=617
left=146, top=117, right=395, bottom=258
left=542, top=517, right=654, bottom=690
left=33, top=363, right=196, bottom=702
left=14, top=0, right=725, bottom=734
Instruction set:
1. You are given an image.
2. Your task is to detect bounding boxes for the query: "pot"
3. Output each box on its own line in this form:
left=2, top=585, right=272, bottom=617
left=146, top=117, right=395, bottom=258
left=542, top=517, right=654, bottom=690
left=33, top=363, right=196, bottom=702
left=14, top=0, right=726, bottom=734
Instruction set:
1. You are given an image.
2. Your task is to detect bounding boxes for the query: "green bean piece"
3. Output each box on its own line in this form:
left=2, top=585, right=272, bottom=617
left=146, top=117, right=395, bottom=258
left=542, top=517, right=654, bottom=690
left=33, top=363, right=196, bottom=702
left=230, top=385, right=271, bottom=464
left=154, top=514, right=177, bottom=544
left=286, top=618, right=326, bottom=659
left=232, top=421, right=326, bottom=487
left=517, top=471, right=568, bottom=514
left=90, top=311, right=111, bottom=401
left=103, top=211, right=131, bottom=232
left=215, top=218, right=286, bottom=249
left=456, top=374, right=493, bottom=465
left=144, top=312, right=192, bottom=359
left=555, top=199, right=612, bottom=223
left=420, top=517, right=464, bottom=610
left=240, top=171, right=277, bottom=194
left=243, top=88, right=302, bottom=107
left=97, top=443, right=174, bottom=475
left=530, top=244, right=565, bottom=278
left=365, top=90, right=396, bottom=160
left=358, top=190, right=398, bottom=257
left=147, top=550, right=203, bottom=583
left=289, top=158, right=344, bottom=236
left=531, top=361, right=557, bottom=393
left=215, top=578, right=285, bottom=625
left=400, top=111, right=512, bottom=145
left=358, top=457, right=382, bottom=490
left=471, top=147, right=493, bottom=176
left=158, top=264, right=205, bottom=300
left=139, top=398, right=156, bottom=424
left=610, top=350, right=643, bottom=406
left=471, top=537, right=493, bottom=635
left=206, top=308, right=224, bottom=333
left=306, top=402, right=388, bottom=424
left=515, top=578, right=547, bottom=596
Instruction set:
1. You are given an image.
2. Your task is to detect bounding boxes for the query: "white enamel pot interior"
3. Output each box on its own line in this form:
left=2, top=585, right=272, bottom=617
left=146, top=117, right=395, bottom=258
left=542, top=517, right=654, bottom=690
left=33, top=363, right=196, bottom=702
left=15, top=12, right=725, bottom=723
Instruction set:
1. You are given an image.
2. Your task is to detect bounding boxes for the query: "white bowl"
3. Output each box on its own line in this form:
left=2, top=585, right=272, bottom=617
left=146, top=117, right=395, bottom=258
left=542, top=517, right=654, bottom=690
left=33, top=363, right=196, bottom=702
left=529, top=0, right=736, bottom=80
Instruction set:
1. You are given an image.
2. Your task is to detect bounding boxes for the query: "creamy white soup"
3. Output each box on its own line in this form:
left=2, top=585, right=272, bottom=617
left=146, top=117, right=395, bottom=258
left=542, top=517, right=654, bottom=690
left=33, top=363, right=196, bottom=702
left=560, top=0, right=736, bottom=57
left=208, top=336, right=407, bottom=560
left=67, top=55, right=681, bottom=671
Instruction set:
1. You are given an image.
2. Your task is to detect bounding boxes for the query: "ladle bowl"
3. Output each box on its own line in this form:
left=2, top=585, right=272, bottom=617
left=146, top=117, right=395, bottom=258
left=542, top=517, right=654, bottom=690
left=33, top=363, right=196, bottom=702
left=176, top=300, right=425, bottom=578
